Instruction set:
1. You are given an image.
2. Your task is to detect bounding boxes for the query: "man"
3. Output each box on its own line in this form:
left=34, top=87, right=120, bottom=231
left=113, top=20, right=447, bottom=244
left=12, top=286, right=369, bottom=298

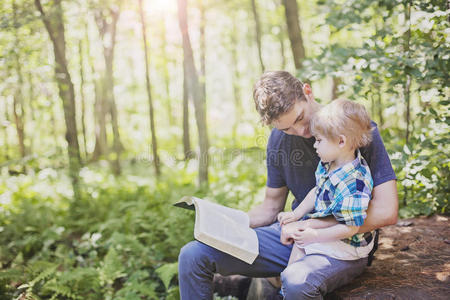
left=178, top=71, right=398, bottom=299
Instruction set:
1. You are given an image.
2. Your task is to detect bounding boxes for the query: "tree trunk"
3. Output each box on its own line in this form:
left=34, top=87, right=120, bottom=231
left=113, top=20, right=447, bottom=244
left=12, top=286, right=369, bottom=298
left=177, top=0, right=209, bottom=186
left=404, top=1, right=412, bottom=146
left=13, top=0, right=26, bottom=165
left=35, top=0, right=81, bottom=197
left=331, top=77, right=341, bottom=100
left=231, top=17, right=242, bottom=145
left=250, top=0, right=265, bottom=72
left=277, top=27, right=287, bottom=70
left=3, top=97, right=9, bottom=161
left=199, top=0, right=206, bottom=96
left=78, top=40, right=88, bottom=160
left=377, top=92, right=383, bottom=127
left=88, top=21, right=107, bottom=161
left=282, top=0, right=306, bottom=69
left=139, top=0, right=161, bottom=177
left=161, top=23, right=174, bottom=126
left=27, top=72, right=35, bottom=154
left=182, top=58, right=193, bottom=160
left=95, top=6, right=123, bottom=175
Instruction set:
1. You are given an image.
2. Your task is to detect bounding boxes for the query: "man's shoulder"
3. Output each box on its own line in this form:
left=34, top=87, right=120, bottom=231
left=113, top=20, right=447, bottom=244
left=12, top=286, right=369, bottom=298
left=267, top=128, right=285, bottom=150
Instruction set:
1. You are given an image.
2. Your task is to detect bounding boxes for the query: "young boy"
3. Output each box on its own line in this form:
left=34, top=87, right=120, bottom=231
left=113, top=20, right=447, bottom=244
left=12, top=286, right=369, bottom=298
left=278, top=98, right=375, bottom=267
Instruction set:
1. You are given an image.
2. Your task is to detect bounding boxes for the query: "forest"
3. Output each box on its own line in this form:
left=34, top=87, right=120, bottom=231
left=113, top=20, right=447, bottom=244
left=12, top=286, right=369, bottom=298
left=0, top=0, right=448, bottom=299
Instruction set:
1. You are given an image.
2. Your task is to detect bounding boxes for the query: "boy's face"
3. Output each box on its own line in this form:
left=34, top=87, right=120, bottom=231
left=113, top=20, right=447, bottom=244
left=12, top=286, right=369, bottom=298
left=272, top=98, right=317, bottom=138
left=313, top=134, right=341, bottom=163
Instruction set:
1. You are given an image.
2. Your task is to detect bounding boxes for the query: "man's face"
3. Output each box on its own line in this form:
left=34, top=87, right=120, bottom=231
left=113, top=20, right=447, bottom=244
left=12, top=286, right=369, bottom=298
left=272, top=99, right=316, bottom=138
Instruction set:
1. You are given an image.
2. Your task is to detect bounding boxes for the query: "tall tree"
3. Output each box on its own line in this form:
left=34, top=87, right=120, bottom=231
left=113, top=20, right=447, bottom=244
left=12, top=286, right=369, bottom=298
left=160, top=22, right=174, bottom=126
left=177, top=0, right=209, bottom=185
left=182, top=59, right=192, bottom=160
left=12, top=0, right=26, bottom=165
left=250, top=0, right=265, bottom=72
left=282, top=0, right=306, bottom=69
left=27, top=72, right=36, bottom=153
left=86, top=21, right=107, bottom=161
left=403, top=0, right=412, bottom=146
left=78, top=39, right=88, bottom=160
left=34, top=0, right=81, bottom=197
left=93, top=2, right=122, bottom=174
left=2, top=97, right=10, bottom=161
left=199, top=0, right=206, bottom=95
left=230, top=15, right=242, bottom=145
left=138, top=0, right=160, bottom=177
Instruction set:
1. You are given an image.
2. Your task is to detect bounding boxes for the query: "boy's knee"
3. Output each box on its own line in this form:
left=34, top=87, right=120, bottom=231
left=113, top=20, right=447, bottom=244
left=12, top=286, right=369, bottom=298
left=281, top=265, right=322, bottom=299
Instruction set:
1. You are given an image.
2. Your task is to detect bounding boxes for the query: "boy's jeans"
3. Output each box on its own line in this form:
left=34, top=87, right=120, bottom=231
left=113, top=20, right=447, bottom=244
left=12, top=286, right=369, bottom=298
left=178, top=222, right=367, bottom=300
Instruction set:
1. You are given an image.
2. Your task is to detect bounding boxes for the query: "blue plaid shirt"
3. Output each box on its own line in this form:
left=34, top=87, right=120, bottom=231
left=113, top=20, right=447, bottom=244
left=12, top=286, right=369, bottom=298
left=304, top=150, right=374, bottom=247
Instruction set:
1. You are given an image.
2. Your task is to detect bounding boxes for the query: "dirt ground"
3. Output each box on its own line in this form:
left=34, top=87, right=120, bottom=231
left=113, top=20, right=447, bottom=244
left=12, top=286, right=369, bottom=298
left=329, top=215, right=450, bottom=299
left=214, top=215, right=450, bottom=300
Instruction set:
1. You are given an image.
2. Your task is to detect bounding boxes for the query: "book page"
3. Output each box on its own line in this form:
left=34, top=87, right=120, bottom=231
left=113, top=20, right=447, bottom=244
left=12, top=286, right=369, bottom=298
left=193, top=198, right=257, bottom=257
left=176, top=196, right=258, bottom=263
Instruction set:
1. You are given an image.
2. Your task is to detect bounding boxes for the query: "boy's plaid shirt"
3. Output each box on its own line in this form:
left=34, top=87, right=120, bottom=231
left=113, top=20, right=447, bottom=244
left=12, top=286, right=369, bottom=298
left=304, top=150, right=374, bottom=247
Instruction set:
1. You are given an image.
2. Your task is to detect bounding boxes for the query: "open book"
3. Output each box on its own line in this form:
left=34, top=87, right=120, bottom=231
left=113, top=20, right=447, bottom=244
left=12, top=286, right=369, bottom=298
left=175, top=196, right=259, bottom=264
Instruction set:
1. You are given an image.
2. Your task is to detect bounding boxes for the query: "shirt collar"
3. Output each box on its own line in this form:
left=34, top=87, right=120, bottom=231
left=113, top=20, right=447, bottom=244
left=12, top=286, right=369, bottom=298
left=321, top=150, right=363, bottom=187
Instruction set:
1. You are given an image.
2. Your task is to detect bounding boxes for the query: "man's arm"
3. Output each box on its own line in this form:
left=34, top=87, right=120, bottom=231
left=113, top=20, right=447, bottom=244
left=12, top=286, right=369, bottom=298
left=248, top=186, right=288, bottom=228
left=358, top=180, right=398, bottom=233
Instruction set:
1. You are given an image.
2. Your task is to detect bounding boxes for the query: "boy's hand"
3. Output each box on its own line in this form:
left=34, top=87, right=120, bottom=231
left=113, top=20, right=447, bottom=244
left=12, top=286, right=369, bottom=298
left=280, top=220, right=308, bottom=245
left=293, top=227, right=319, bottom=247
left=277, top=211, right=298, bottom=225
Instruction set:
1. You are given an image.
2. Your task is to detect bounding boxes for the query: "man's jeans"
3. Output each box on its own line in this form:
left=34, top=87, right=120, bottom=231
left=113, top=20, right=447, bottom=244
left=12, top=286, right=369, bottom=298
left=178, top=222, right=367, bottom=300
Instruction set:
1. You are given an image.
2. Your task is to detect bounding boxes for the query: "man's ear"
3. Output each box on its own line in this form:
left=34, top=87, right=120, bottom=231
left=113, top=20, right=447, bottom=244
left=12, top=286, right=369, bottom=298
left=338, top=135, right=347, bottom=148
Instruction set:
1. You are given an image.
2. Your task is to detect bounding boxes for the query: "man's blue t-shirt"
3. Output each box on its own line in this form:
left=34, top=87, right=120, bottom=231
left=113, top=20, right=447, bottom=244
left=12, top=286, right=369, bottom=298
left=266, top=121, right=396, bottom=210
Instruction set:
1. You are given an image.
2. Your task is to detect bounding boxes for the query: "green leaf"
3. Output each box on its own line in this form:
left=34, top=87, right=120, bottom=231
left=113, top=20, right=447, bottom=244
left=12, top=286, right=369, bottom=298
left=155, top=262, right=178, bottom=290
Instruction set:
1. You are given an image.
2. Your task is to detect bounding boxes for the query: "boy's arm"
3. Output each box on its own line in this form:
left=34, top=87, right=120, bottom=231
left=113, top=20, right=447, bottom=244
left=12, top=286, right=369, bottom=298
left=248, top=186, right=288, bottom=228
left=278, top=187, right=316, bottom=225
left=293, top=224, right=359, bottom=246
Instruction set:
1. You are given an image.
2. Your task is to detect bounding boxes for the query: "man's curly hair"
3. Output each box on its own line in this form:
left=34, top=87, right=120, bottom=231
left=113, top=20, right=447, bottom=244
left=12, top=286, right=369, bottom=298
left=253, top=71, right=306, bottom=125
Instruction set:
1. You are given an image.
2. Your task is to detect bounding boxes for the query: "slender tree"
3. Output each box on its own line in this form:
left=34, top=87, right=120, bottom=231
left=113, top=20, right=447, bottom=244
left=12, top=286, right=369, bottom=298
left=230, top=16, right=242, bottom=145
left=86, top=21, right=107, bottom=161
left=12, top=0, right=26, bottom=165
left=78, top=39, right=88, bottom=160
left=160, top=22, right=174, bottom=126
left=250, top=0, right=265, bottom=72
left=404, top=0, right=412, bottom=146
left=282, top=0, right=306, bottom=69
left=199, top=0, right=206, bottom=96
left=138, top=0, right=160, bottom=177
left=27, top=72, right=35, bottom=153
left=93, top=3, right=123, bottom=174
left=3, top=97, right=10, bottom=161
left=34, top=0, right=81, bottom=197
left=177, top=0, right=209, bottom=185
left=182, top=58, right=192, bottom=160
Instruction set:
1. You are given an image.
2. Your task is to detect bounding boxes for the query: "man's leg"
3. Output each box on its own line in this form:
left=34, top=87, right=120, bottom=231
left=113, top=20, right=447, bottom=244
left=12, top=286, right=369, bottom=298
left=280, top=254, right=367, bottom=300
left=178, top=222, right=291, bottom=299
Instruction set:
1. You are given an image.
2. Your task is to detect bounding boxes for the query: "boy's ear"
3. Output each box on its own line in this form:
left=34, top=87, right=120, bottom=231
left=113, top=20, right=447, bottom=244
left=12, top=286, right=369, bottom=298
left=303, top=83, right=312, bottom=96
left=338, top=135, right=347, bottom=147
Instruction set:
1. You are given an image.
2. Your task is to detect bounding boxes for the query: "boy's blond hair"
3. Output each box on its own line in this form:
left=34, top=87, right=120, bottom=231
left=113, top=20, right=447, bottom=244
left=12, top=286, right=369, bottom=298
left=310, top=99, right=373, bottom=149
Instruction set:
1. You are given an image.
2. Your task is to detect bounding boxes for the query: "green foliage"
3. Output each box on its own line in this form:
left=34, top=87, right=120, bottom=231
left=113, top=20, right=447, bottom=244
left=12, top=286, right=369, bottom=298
left=0, top=149, right=266, bottom=299
left=304, top=0, right=450, bottom=216
left=155, top=262, right=178, bottom=290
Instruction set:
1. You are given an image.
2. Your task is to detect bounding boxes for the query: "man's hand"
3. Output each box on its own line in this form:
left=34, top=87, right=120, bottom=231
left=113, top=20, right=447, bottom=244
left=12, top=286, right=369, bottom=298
left=277, top=211, right=298, bottom=225
left=293, top=227, right=319, bottom=247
